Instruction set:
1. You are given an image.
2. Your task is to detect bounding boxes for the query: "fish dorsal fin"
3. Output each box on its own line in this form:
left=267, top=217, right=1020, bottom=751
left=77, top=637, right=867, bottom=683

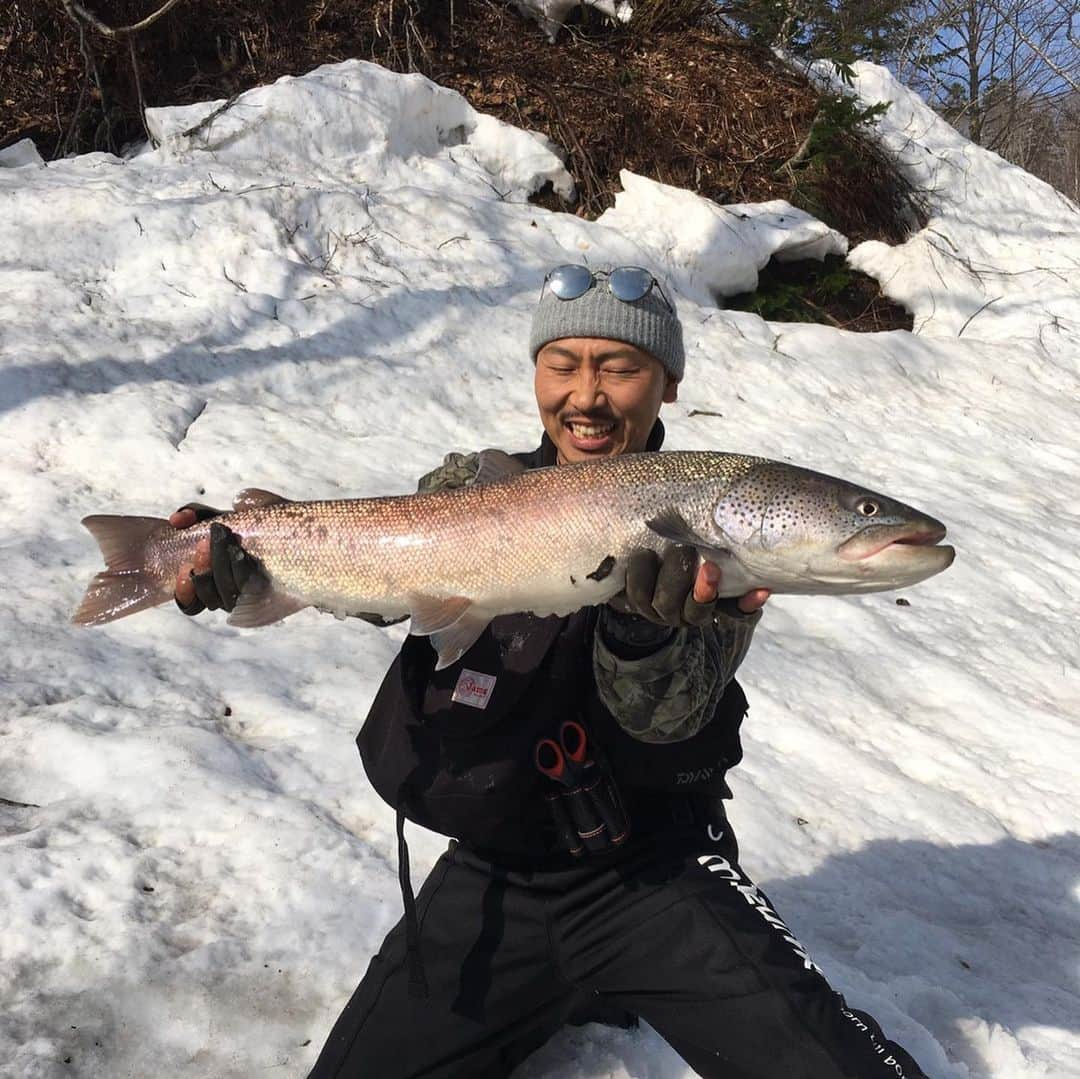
left=430, top=612, right=491, bottom=670
left=227, top=576, right=308, bottom=628
left=407, top=593, right=473, bottom=636
left=233, top=488, right=291, bottom=512
left=474, top=449, right=527, bottom=487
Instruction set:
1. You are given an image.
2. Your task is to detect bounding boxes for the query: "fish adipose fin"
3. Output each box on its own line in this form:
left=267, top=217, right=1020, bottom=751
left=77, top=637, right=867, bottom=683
left=228, top=576, right=309, bottom=628
left=473, top=449, right=527, bottom=487
left=233, top=488, right=292, bottom=511
left=72, top=515, right=173, bottom=625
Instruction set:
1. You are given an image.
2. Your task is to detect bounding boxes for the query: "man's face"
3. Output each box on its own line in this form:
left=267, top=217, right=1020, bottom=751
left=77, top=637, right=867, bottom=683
left=534, top=337, right=678, bottom=464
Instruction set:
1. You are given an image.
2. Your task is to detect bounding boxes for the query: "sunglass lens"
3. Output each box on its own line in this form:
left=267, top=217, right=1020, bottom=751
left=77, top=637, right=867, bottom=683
left=547, top=264, right=594, bottom=300
left=608, top=266, right=654, bottom=303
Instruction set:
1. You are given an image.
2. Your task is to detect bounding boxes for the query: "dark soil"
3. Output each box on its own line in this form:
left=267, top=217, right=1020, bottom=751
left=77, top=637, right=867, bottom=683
left=0, top=0, right=915, bottom=330
left=725, top=255, right=913, bottom=333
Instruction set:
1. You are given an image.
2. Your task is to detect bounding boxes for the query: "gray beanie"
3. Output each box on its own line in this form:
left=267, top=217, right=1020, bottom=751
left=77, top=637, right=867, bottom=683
left=529, top=267, right=685, bottom=381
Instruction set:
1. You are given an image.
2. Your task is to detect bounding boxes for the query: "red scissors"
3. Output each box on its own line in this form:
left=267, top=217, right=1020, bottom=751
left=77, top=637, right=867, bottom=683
left=534, top=720, right=590, bottom=785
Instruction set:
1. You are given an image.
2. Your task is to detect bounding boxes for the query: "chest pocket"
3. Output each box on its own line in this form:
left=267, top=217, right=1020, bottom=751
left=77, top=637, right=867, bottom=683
left=359, top=612, right=582, bottom=850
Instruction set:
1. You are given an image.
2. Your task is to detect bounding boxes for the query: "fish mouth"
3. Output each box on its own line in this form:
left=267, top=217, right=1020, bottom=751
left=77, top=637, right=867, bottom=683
left=838, top=521, right=951, bottom=563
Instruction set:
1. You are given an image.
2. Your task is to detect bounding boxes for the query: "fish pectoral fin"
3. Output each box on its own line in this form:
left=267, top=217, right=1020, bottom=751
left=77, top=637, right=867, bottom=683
left=646, top=508, right=714, bottom=550
left=227, top=577, right=309, bottom=628
left=646, top=509, right=735, bottom=564
left=407, top=593, right=473, bottom=636
left=233, top=488, right=292, bottom=511
left=431, top=613, right=491, bottom=671
left=473, top=449, right=527, bottom=486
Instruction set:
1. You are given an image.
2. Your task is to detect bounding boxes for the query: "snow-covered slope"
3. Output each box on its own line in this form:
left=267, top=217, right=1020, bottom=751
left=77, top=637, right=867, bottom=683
left=1, top=58, right=1078, bottom=1079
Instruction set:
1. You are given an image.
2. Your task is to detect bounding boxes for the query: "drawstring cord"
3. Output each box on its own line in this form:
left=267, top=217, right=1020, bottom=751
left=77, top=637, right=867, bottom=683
left=396, top=801, right=430, bottom=998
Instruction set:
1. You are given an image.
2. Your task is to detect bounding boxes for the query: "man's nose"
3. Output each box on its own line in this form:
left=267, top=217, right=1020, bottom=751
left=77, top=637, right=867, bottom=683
left=569, top=369, right=604, bottom=411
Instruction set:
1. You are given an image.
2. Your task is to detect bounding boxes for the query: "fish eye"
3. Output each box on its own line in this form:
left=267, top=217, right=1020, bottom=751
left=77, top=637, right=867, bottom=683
left=856, top=498, right=880, bottom=517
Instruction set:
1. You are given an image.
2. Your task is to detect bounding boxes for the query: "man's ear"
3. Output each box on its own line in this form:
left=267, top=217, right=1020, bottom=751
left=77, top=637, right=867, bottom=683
left=662, top=376, right=678, bottom=404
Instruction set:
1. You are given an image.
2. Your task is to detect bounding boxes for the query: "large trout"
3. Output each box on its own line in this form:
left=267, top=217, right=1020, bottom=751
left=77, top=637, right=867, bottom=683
left=73, top=450, right=955, bottom=668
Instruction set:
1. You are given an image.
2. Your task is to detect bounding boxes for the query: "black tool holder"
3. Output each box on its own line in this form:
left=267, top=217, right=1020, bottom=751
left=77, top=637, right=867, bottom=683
left=535, top=721, right=631, bottom=857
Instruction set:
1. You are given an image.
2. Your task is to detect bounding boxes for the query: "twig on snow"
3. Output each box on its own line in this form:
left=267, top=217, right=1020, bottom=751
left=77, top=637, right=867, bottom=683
left=180, top=93, right=242, bottom=142
left=957, top=295, right=1002, bottom=337
left=222, top=267, right=248, bottom=293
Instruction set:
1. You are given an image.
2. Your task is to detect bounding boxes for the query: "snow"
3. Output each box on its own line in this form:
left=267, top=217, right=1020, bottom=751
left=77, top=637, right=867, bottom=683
left=0, top=138, right=45, bottom=169
left=813, top=61, right=1080, bottom=348
left=1, top=56, right=1078, bottom=1079
left=513, top=0, right=632, bottom=41
left=597, top=170, right=848, bottom=304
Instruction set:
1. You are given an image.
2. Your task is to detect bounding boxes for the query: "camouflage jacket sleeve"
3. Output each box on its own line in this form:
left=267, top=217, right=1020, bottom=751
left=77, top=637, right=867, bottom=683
left=416, top=451, right=482, bottom=493
left=593, top=606, right=761, bottom=743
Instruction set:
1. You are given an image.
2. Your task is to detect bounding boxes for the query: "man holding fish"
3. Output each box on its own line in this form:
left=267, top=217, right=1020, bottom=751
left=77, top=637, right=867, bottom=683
left=115, top=266, right=939, bottom=1076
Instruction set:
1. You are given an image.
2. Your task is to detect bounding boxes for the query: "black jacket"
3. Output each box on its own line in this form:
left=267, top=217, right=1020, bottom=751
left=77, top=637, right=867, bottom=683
left=357, top=426, right=750, bottom=861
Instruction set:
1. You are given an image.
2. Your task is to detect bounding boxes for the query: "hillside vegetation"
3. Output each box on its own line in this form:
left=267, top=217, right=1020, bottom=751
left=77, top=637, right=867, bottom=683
left=2, top=0, right=927, bottom=330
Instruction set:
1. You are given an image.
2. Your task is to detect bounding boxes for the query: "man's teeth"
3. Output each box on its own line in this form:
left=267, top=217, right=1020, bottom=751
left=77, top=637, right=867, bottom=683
left=569, top=422, right=614, bottom=438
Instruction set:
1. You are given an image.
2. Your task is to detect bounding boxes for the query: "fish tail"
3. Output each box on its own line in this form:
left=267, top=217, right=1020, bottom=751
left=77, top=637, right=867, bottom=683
left=72, top=515, right=172, bottom=625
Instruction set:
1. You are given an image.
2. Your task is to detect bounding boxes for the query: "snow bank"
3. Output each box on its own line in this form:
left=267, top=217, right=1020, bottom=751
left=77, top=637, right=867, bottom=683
left=1, top=56, right=1078, bottom=1079
left=598, top=169, right=847, bottom=304
left=148, top=59, right=574, bottom=201
left=814, top=60, right=1080, bottom=348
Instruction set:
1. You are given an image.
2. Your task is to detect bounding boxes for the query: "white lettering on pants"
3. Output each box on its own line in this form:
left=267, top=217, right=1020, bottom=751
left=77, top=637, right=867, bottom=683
left=697, top=855, right=821, bottom=974
left=840, top=1008, right=909, bottom=1078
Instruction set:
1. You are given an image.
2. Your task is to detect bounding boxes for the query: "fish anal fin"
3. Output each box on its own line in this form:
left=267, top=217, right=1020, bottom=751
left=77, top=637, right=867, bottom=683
left=407, top=593, right=472, bottom=636
left=431, top=613, right=491, bottom=671
left=233, top=488, right=292, bottom=512
left=474, top=449, right=527, bottom=487
left=227, top=577, right=308, bottom=628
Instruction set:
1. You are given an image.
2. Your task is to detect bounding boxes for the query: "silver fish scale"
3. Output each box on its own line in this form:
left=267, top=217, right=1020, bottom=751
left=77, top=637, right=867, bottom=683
left=212, top=452, right=765, bottom=616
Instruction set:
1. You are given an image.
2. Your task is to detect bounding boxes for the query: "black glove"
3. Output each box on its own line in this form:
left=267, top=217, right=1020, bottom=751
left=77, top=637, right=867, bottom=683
left=175, top=508, right=256, bottom=617
left=616, top=546, right=716, bottom=628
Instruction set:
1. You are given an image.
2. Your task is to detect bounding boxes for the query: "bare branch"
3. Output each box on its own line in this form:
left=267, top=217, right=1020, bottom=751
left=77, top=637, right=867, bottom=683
left=128, top=36, right=150, bottom=141
left=984, top=0, right=1080, bottom=92
left=59, top=0, right=188, bottom=38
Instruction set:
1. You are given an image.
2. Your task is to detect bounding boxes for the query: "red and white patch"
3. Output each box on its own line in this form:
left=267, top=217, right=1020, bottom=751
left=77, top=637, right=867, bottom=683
left=451, top=669, right=497, bottom=710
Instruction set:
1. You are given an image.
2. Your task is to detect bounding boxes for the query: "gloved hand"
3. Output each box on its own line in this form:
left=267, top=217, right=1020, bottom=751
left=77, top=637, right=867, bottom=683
left=170, top=504, right=256, bottom=616
left=613, top=546, right=770, bottom=628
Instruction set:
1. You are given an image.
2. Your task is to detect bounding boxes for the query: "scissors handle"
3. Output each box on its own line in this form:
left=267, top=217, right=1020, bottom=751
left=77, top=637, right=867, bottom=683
left=535, top=738, right=567, bottom=781
left=560, top=720, right=588, bottom=764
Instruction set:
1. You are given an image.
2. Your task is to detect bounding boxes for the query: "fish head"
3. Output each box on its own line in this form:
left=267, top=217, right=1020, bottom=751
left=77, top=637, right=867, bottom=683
left=709, top=463, right=956, bottom=593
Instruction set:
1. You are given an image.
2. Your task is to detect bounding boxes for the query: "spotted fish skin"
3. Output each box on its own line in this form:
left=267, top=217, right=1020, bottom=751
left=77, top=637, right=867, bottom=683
left=72, top=451, right=955, bottom=668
